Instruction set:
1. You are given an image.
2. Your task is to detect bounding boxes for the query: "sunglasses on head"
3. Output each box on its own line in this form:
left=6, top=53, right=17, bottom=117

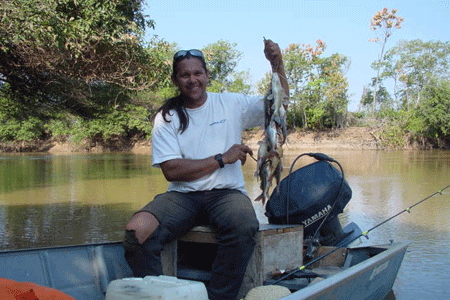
left=174, top=49, right=204, bottom=60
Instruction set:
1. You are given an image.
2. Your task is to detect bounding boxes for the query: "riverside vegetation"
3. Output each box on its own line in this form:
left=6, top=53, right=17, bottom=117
left=1, top=2, right=449, bottom=152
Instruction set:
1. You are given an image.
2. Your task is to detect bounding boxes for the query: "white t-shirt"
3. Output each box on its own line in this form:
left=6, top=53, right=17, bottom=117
left=152, top=92, right=264, bottom=194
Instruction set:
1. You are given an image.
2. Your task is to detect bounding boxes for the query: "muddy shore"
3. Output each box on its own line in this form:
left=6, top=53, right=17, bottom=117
left=43, top=127, right=379, bottom=155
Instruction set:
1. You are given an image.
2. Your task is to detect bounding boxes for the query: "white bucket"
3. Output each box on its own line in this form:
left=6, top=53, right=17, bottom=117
left=105, top=275, right=208, bottom=300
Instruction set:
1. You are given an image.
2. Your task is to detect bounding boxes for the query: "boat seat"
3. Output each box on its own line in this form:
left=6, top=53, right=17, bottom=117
left=161, top=224, right=303, bottom=299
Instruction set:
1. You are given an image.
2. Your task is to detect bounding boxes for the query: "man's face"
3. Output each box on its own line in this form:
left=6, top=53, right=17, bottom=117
left=172, top=58, right=209, bottom=108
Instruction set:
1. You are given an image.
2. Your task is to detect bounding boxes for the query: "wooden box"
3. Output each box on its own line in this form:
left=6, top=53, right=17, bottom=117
left=161, top=224, right=304, bottom=298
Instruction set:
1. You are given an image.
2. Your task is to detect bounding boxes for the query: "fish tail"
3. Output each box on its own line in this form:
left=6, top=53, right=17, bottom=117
left=280, top=120, right=288, bottom=145
left=254, top=193, right=265, bottom=204
left=271, top=114, right=282, bottom=126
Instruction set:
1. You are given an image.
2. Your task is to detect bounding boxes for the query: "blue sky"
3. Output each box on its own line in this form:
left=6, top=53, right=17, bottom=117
left=144, top=0, right=449, bottom=112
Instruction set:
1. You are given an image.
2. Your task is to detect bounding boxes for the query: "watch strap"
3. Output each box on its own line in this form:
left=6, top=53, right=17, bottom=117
left=214, top=154, right=225, bottom=168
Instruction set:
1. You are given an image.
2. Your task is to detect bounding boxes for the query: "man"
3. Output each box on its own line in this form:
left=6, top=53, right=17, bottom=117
left=123, top=39, right=289, bottom=300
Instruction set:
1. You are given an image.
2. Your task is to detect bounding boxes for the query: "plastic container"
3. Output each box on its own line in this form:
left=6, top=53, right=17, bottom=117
left=105, top=275, right=208, bottom=300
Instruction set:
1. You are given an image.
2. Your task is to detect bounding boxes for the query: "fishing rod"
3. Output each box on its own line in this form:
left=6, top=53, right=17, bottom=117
left=271, top=183, right=450, bottom=285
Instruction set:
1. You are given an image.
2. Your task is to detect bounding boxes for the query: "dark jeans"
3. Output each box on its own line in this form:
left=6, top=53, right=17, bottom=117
left=123, top=189, right=259, bottom=300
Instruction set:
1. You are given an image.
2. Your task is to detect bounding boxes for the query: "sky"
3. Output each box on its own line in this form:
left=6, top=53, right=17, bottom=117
left=143, top=0, right=450, bottom=112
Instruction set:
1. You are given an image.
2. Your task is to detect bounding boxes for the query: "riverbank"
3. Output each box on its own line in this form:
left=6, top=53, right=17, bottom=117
left=6, top=126, right=436, bottom=154
left=242, top=127, right=379, bottom=154
left=3, top=124, right=444, bottom=154
left=41, top=127, right=378, bottom=155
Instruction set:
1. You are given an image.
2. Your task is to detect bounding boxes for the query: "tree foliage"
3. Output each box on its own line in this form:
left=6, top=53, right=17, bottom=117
left=0, top=26, right=254, bottom=145
left=367, top=39, right=450, bottom=111
left=0, top=0, right=157, bottom=116
left=368, top=7, right=404, bottom=112
left=360, top=85, right=393, bottom=110
left=417, top=79, right=450, bottom=140
left=279, top=40, right=350, bottom=129
left=362, top=38, right=450, bottom=148
left=4, top=2, right=447, bottom=150
left=137, top=37, right=179, bottom=111
left=202, top=40, right=251, bottom=94
left=385, top=39, right=450, bottom=108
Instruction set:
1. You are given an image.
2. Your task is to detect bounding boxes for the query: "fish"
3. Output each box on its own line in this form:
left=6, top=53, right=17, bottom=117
left=254, top=43, right=288, bottom=204
left=254, top=158, right=271, bottom=205
left=266, top=122, right=278, bottom=150
left=255, top=147, right=282, bottom=204
left=254, top=139, right=269, bottom=178
left=269, top=147, right=283, bottom=195
left=270, top=72, right=288, bottom=145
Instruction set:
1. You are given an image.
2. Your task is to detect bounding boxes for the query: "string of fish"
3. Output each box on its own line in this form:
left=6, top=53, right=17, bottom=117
left=254, top=43, right=289, bottom=205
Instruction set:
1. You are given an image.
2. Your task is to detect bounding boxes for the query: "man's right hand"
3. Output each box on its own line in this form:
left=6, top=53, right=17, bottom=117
left=223, top=144, right=253, bottom=166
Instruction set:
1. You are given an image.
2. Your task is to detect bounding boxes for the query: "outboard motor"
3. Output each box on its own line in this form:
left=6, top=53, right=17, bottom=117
left=265, top=153, right=352, bottom=248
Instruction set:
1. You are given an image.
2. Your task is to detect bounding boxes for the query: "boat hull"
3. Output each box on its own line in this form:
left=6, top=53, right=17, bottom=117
left=0, top=241, right=408, bottom=300
left=280, top=242, right=408, bottom=300
left=0, top=242, right=133, bottom=299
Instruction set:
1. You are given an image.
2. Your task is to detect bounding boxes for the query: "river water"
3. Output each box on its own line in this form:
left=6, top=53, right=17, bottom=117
left=1, top=150, right=449, bottom=299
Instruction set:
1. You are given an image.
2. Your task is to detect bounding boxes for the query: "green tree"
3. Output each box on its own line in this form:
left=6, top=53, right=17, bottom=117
left=369, top=7, right=404, bottom=113
left=416, top=79, right=450, bottom=144
left=226, top=71, right=252, bottom=94
left=138, top=37, right=179, bottom=111
left=202, top=40, right=250, bottom=93
left=282, top=41, right=325, bottom=128
left=320, top=53, right=350, bottom=128
left=383, top=39, right=450, bottom=109
left=256, top=72, right=272, bottom=95
left=365, top=39, right=450, bottom=148
left=0, top=0, right=156, bottom=116
left=371, top=51, right=402, bottom=105
left=360, top=85, right=393, bottom=110
left=280, top=40, right=349, bottom=129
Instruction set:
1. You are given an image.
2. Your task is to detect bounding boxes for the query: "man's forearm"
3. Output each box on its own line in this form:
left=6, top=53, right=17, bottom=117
left=160, top=157, right=220, bottom=182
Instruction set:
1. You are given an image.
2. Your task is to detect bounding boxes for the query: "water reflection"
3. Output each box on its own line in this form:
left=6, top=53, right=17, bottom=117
left=0, top=153, right=169, bottom=250
left=1, top=151, right=450, bottom=300
left=0, top=202, right=132, bottom=250
left=0, top=154, right=159, bottom=195
left=1, top=151, right=449, bottom=249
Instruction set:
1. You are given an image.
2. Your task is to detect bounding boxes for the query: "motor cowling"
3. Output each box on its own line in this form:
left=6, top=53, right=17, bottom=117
left=265, top=156, right=352, bottom=239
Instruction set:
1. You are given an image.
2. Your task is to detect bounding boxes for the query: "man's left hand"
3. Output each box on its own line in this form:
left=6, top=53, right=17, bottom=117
left=264, top=39, right=283, bottom=70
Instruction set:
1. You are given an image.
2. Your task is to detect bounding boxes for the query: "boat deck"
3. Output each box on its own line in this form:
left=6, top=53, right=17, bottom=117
left=0, top=225, right=408, bottom=300
left=0, top=242, right=133, bottom=299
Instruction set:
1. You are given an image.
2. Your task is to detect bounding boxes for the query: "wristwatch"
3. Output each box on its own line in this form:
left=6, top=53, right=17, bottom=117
left=214, top=154, right=225, bottom=168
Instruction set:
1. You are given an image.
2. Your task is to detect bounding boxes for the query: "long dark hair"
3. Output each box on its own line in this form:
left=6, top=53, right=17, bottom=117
left=154, top=51, right=208, bottom=134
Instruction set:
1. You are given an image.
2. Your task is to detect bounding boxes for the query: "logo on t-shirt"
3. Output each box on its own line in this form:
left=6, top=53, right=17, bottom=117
left=209, top=119, right=226, bottom=126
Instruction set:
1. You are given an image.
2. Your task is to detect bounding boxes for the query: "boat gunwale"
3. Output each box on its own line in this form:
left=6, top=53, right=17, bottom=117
left=279, top=241, right=409, bottom=300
